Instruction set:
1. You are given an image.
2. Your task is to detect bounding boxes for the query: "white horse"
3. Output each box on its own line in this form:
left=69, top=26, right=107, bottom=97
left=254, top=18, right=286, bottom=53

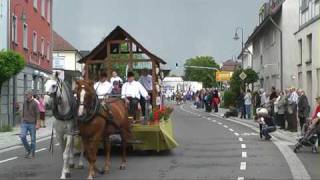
left=47, top=78, right=85, bottom=179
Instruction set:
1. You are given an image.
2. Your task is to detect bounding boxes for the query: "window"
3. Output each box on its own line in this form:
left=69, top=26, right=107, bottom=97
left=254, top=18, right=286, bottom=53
left=301, top=0, right=309, bottom=12
left=47, top=0, right=51, bottom=23
left=298, top=39, right=302, bottom=65
left=23, top=23, right=28, bottom=49
left=12, top=15, right=18, bottom=44
left=307, top=34, right=312, bottom=63
left=33, top=0, right=38, bottom=10
left=47, top=42, right=50, bottom=60
left=32, top=31, right=37, bottom=53
left=41, top=0, right=45, bottom=17
left=41, top=37, right=45, bottom=56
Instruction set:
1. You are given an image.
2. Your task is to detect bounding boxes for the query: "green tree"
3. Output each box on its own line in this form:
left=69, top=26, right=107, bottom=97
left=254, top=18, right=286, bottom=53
left=184, top=56, right=220, bottom=88
left=0, top=50, right=25, bottom=127
left=0, top=50, right=25, bottom=93
left=230, top=68, right=259, bottom=97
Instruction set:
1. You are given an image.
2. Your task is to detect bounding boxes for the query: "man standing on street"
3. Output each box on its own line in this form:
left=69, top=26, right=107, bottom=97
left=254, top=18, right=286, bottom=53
left=297, top=89, right=310, bottom=131
left=20, top=90, right=39, bottom=158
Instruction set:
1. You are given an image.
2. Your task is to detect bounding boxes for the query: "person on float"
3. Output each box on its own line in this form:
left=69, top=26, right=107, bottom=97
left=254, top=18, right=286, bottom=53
left=138, top=68, right=153, bottom=117
left=94, top=71, right=113, bottom=100
left=121, top=71, right=149, bottom=122
left=110, top=71, right=123, bottom=86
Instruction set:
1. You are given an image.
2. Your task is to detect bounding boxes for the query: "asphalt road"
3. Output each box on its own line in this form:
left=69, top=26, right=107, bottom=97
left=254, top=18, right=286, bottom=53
left=0, top=102, right=317, bottom=180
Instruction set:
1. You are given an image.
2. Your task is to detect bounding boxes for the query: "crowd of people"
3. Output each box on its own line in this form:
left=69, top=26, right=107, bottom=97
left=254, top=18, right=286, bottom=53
left=194, top=88, right=221, bottom=113
left=237, top=86, right=320, bottom=133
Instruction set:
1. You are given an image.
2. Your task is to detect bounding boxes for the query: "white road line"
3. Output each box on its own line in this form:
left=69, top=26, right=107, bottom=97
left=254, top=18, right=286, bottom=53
left=212, top=120, right=217, bottom=122
left=35, top=148, right=47, bottom=153
left=239, top=137, right=243, bottom=142
left=223, top=125, right=228, bottom=128
left=237, top=177, right=244, bottom=180
left=234, top=132, right=239, bottom=136
left=218, top=122, right=223, bottom=125
left=229, top=128, right=234, bottom=132
left=0, top=157, right=18, bottom=164
left=240, top=162, right=246, bottom=170
left=55, top=143, right=59, bottom=146
left=242, top=152, right=247, bottom=158
left=241, top=144, right=246, bottom=149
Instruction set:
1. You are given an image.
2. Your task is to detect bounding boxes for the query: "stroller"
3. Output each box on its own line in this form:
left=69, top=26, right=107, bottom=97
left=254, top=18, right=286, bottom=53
left=293, top=118, right=319, bottom=153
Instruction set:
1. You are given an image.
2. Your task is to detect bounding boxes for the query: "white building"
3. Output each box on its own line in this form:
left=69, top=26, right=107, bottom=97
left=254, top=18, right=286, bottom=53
left=247, top=0, right=299, bottom=92
left=0, top=0, right=8, bottom=50
left=295, top=0, right=320, bottom=109
left=238, top=43, right=253, bottom=69
left=52, top=31, right=83, bottom=88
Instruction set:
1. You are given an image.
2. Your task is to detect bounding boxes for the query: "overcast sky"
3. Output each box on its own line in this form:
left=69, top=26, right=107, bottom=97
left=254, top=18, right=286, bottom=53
left=53, top=0, right=265, bottom=73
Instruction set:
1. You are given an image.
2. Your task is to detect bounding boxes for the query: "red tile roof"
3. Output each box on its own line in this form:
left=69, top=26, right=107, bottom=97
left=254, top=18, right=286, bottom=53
left=221, top=59, right=241, bottom=71
left=53, top=31, right=77, bottom=51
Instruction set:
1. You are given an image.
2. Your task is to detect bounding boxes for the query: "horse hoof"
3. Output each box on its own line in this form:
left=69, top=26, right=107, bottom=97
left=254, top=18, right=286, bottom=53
left=69, top=164, right=75, bottom=169
left=119, top=165, right=126, bottom=170
left=65, top=172, right=71, bottom=178
left=76, top=164, right=84, bottom=169
left=98, top=168, right=105, bottom=175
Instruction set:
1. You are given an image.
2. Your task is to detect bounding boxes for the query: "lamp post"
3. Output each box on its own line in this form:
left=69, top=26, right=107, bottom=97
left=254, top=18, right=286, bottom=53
left=233, top=27, right=244, bottom=68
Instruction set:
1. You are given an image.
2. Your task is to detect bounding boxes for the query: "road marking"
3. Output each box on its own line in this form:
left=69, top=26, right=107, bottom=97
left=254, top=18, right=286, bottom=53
left=0, top=157, right=18, bottom=164
left=207, top=111, right=311, bottom=180
left=240, top=162, right=246, bottom=170
left=242, top=152, right=247, bottom=158
left=35, top=148, right=47, bottom=153
left=237, top=177, right=244, bottom=180
left=239, top=137, right=243, bottom=142
left=223, top=125, right=228, bottom=128
left=241, top=144, right=246, bottom=149
left=234, top=132, right=239, bottom=136
left=218, top=122, right=222, bottom=125
left=212, top=120, right=217, bottom=123
left=229, top=128, right=234, bottom=132
left=55, top=143, right=60, bottom=146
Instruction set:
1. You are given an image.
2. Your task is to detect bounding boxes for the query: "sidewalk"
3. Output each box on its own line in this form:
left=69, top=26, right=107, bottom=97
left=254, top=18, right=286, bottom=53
left=0, top=116, right=55, bottom=151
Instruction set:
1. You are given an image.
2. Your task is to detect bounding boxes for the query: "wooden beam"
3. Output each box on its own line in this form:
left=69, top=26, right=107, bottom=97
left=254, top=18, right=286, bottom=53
left=86, top=60, right=105, bottom=64
left=109, top=40, right=131, bottom=44
left=106, top=42, right=112, bottom=79
left=151, top=60, right=157, bottom=109
left=128, top=41, right=133, bottom=71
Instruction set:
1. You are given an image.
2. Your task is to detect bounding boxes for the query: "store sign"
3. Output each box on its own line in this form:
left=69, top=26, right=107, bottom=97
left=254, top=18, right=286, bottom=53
left=53, top=56, right=65, bottom=69
left=216, top=71, right=233, bottom=82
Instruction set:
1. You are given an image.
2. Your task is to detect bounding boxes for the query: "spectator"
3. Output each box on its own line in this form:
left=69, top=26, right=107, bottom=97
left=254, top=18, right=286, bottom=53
left=259, top=89, right=268, bottom=108
left=244, top=89, right=252, bottom=119
left=269, top=87, right=278, bottom=117
left=288, top=87, right=299, bottom=132
left=21, top=90, right=39, bottom=159
left=297, top=89, right=310, bottom=131
left=212, top=90, right=220, bottom=113
left=311, top=96, right=320, bottom=149
left=275, top=91, right=286, bottom=129
left=38, top=94, right=46, bottom=128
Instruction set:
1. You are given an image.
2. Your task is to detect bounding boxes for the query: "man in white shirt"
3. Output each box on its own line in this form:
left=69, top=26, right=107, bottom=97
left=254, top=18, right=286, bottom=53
left=94, top=71, right=112, bottom=100
left=110, top=71, right=123, bottom=86
left=138, top=69, right=153, bottom=116
left=122, top=71, right=149, bottom=121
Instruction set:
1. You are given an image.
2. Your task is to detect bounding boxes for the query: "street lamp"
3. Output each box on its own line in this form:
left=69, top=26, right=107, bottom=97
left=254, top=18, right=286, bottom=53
left=233, top=27, right=244, bottom=68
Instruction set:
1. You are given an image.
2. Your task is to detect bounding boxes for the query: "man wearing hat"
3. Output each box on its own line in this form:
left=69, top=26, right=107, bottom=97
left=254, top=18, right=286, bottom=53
left=122, top=71, right=149, bottom=121
left=20, top=90, right=39, bottom=158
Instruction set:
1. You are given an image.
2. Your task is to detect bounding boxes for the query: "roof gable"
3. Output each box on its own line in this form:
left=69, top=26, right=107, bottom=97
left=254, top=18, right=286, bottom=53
left=53, top=31, right=77, bottom=51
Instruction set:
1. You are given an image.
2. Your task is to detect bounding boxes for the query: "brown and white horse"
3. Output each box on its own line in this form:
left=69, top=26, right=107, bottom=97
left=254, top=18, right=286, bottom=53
left=75, top=80, right=132, bottom=180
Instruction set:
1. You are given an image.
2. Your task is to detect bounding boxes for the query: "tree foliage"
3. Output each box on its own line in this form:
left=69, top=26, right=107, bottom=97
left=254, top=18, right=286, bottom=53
left=230, top=68, right=259, bottom=97
left=0, top=51, right=25, bottom=91
left=184, top=56, right=220, bottom=88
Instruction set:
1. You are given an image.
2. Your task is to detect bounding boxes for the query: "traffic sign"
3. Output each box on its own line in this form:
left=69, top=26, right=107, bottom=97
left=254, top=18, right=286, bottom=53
left=239, top=72, right=247, bottom=80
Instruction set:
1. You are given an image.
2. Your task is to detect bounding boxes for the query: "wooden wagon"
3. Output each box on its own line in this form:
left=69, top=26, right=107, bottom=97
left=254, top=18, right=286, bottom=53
left=79, top=26, right=178, bottom=151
